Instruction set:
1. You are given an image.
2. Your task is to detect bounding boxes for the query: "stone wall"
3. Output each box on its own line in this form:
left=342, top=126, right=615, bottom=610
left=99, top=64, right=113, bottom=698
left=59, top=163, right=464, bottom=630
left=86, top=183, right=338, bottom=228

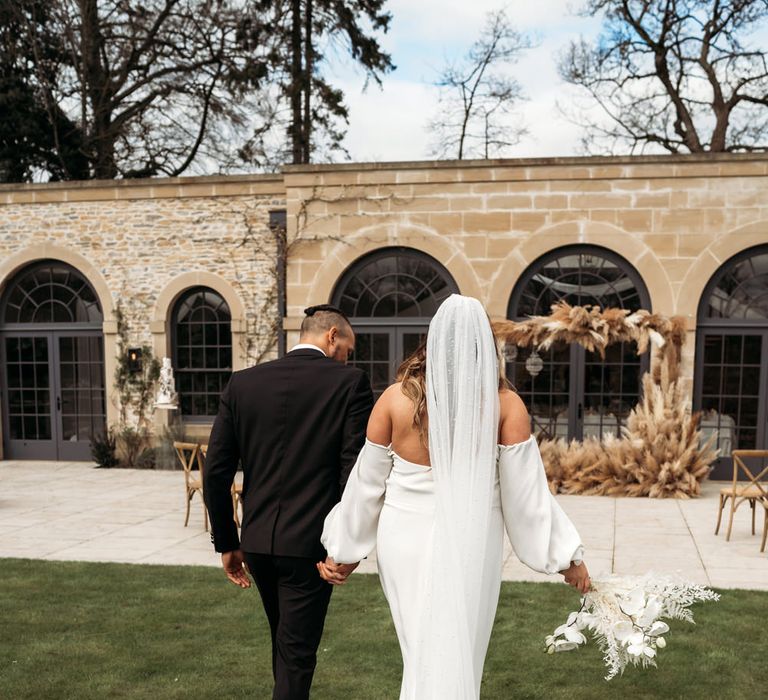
left=0, top=175, right=285, bottom=445
left=1, top=153, right=767, bottom=458
left=281, top=153, right=768, bottom=399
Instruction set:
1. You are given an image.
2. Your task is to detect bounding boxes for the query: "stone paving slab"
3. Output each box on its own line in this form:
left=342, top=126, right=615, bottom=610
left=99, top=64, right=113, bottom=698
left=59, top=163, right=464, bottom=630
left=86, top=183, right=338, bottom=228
left=1, top=460, right=767, bottom=590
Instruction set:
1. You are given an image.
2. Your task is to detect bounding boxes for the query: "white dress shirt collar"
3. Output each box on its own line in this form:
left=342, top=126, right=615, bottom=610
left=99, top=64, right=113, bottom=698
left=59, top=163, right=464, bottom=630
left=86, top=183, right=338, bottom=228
left=290, top=343, right=327, bottom=356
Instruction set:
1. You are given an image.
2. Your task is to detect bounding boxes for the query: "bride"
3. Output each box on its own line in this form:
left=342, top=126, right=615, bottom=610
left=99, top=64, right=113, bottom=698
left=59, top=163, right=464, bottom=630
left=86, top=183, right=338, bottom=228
left=318, top=294, right=590, bottom=699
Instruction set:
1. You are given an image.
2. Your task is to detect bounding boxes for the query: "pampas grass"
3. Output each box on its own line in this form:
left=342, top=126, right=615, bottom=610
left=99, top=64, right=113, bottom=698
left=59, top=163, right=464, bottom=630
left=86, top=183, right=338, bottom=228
left=492, top=301, right=687, bottom=375
left=539, top=364, right=718, bottom=498
left=495, top=302, right=717, bottom=498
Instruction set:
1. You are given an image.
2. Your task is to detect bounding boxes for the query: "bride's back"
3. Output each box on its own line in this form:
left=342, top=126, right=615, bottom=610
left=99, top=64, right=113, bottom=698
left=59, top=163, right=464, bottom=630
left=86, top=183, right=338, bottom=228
left=372, top=381, right=532, bottom=466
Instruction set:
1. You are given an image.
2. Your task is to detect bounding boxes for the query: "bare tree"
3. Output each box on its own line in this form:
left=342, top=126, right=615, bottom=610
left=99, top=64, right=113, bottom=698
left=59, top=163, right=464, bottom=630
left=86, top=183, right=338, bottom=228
left=1, top=0, right=279, bottom=181
left=560, top=0, right=768, bottom=154
left=427, top=8, right=531, bottom=160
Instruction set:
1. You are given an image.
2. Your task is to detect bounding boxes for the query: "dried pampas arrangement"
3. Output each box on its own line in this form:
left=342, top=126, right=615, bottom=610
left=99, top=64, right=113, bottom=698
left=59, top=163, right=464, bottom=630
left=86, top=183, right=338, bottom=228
left=494, top=302, right=718, bottom=498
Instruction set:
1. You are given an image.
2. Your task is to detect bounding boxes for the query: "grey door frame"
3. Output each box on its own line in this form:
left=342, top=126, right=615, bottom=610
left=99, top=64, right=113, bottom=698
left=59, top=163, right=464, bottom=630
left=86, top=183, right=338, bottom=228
left=1, top=331, right=57, bottom=460
left=693, top=325, right=768, bottom=480
left=1, top=328, right=106, bottom=461
left=351, top=319, right=430, bottom=392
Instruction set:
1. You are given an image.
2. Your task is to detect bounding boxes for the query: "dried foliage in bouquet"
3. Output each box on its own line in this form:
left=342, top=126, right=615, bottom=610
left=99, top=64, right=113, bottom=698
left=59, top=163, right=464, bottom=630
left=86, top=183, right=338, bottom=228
left=545, top=573, right=720, bottom=680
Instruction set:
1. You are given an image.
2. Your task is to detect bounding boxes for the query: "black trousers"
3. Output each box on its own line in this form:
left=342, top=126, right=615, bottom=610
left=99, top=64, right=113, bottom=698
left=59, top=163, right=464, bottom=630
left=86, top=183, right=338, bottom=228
left=243, top=552, right=333, bottom=700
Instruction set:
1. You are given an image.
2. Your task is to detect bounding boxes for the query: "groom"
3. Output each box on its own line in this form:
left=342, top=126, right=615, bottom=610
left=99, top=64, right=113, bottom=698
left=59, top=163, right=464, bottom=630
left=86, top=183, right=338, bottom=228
left=203, top=304, right=374, bottom=699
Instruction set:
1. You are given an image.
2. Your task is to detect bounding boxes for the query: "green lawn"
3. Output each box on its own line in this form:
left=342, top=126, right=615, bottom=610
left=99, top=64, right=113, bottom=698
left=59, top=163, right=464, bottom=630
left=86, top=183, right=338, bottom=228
left=0, top=558, right=764, bottom=699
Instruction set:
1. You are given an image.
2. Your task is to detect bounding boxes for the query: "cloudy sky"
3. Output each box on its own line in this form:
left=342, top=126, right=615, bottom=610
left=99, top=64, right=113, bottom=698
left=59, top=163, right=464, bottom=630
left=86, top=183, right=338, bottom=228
left=328, top=0, right=603, bottom=162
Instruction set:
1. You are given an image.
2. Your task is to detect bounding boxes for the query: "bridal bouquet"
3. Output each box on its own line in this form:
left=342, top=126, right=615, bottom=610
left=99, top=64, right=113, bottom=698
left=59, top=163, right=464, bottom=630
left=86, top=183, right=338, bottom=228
left=545, top=573, right=720, bottom=680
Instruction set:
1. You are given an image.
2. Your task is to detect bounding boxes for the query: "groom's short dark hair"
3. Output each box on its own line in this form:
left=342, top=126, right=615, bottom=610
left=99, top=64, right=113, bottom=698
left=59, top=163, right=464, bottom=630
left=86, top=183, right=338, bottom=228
left=300, top=304, right=352, bottom=337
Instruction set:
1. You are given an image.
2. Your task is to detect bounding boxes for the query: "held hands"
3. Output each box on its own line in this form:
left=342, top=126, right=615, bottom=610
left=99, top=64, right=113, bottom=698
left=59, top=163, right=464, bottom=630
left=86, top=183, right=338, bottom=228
left=560, top=560, right=591, bottom=594
left=221, top=549, right=251, bottom=589
left=316, top=556, right=359, bottom=585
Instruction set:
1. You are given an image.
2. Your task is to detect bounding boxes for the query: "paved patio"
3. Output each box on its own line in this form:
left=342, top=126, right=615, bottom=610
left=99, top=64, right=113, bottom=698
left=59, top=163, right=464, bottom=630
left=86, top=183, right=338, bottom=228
left=1, top=460, right=767, bottom=590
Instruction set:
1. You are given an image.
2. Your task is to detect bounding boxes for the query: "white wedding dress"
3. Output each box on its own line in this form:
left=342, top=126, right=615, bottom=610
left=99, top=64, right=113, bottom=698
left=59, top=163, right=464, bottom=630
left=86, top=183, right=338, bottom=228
left=321, top=295, right=584, bottom=699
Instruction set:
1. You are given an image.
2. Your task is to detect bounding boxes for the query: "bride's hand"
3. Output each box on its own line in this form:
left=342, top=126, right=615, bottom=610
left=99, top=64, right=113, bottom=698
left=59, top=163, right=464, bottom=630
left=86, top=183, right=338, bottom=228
left=316, top=557, right=359, bottom=585
left=560, top=561, right=591, bottom=594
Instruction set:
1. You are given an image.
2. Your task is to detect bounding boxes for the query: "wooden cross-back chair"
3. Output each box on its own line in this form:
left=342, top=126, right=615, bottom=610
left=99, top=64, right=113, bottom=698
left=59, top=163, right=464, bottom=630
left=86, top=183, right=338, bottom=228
left=197, top=444, right=243, bottom=528
left=173, top=441, right=208, bottom=531
left=715, top=450, right=768, bottom=550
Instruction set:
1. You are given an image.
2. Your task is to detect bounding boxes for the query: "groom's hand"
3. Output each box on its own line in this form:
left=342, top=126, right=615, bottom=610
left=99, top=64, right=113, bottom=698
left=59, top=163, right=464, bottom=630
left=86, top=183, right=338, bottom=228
left=316, top=557, right=359, bottom=585
left=221, top=549, right=251, bottom=589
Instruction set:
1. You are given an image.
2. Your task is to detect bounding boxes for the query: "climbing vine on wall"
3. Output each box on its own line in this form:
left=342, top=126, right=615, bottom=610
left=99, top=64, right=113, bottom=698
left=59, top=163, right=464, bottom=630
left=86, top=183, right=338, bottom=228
left=112, top=301, right=161, bottom=466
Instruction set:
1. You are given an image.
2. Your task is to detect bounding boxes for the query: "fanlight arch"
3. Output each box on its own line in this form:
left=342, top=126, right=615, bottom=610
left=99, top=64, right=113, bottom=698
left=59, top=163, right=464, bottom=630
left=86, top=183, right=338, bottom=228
left=697, top=245, right=768, bottom=323
left=508, top=244, right=650, bottom=319
left=333, top=246, right=458, bottom=319
left=1, top=260, right=103, bottom=326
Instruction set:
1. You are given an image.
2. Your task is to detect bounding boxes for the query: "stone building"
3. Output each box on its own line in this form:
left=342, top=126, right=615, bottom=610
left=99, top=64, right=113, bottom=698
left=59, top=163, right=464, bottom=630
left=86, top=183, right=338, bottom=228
left=0, top=152, right=766, bottom=478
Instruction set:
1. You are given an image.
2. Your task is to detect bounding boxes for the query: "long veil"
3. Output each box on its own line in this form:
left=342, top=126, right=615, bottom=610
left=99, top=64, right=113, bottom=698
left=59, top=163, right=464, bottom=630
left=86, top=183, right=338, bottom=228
left=416, top=294, right=500, bottom=697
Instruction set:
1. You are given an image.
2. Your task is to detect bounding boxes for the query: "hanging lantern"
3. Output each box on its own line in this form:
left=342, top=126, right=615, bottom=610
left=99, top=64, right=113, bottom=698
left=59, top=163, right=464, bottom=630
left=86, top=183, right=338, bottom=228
left=126, top=347, right=143, bottom=374
left=525, top=348, right=544, bottom=377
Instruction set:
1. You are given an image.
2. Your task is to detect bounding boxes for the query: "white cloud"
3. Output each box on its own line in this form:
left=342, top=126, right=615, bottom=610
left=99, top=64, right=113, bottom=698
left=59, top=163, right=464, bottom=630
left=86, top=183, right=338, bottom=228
left=338, top=79, right=438, bottom=161
left=330, top=1, right=768, bottom=162
left=335, top=2, right=602, bottom=162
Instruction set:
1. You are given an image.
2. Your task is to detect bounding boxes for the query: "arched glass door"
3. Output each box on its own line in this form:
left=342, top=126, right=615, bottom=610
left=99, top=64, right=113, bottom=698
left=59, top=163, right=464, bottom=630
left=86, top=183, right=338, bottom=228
left=694, top=245, right=768, bottom=478
left=332, top=247, right=459, bottom=397
left=507, top=245, right=651, bottom=441
left=0, top=261, right=105, bottom=460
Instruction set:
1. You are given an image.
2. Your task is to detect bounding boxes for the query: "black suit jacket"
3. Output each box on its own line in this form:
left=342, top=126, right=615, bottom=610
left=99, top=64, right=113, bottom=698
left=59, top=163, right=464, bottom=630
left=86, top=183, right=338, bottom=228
left=203, top=348, right=374, bottom=558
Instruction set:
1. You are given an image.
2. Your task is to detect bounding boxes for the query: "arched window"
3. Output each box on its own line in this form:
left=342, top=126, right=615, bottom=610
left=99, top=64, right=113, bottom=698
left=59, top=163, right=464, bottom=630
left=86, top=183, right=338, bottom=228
left=332, top=247, right=458, bottom=396
left=508, top=246, right=646, bottom=316
left=2, top=261, right=103, bottom=325
left=172, top=287, right=232, bottom=419
left=507, top=245, right=651, bottom=441
left=695, top=245, right=768, bottom=476
left=700, top=247, right=768, bottom=321
left=0, top=260, right=105, bottom=460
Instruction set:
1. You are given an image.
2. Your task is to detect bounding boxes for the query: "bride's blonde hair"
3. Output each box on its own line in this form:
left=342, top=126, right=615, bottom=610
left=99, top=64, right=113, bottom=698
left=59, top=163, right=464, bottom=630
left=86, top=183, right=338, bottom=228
left=396, top=329, right=511, bottom=445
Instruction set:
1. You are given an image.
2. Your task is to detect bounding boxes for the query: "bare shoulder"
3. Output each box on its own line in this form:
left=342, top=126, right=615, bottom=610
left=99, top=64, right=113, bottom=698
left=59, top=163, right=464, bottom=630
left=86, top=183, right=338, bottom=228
left=499, top=388, right=528, bottom=415
left=498, top=388, right=531, bottom=445
left=366, top=382, right=404, bottom=444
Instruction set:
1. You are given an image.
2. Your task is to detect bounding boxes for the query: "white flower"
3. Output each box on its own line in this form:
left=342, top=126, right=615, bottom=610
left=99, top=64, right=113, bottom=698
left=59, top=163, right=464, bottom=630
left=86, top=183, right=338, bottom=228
left=612, top=620, right=635, bottom=642
left=625, top=631, right=656, bottom=658
left=637, top=596, right=663, bottom=627
left=621, top=588, right=646, bottom=616
left=627, top=643, right=656, bottom=659
left=543, top=573, right=719, bottom=680
left=562, top=626, right=586, bottom=645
